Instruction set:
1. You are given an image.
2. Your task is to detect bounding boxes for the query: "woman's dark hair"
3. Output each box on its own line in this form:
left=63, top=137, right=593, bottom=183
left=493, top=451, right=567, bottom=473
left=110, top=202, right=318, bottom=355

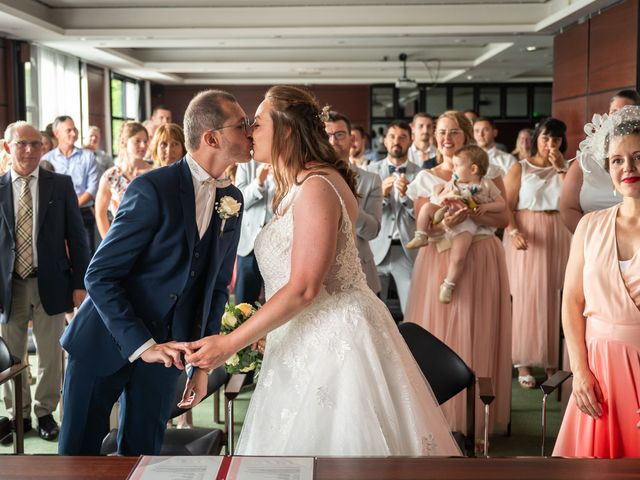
left=531, top=117, right=568, bottom=156
left=610, top=89, right=640, bottom=106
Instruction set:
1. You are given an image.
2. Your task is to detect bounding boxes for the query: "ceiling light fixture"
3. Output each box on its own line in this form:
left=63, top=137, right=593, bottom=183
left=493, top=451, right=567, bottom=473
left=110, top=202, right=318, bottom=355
left=525, top=46, right=537, bottom=52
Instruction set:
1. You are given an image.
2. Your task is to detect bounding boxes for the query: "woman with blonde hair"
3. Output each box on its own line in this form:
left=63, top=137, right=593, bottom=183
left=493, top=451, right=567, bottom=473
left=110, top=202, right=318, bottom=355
left=404, top=110, right=512, bottom=447
left=94, top=121, right=151, bottom=238
left=181, top=85, right=461, bottom=457
left=150, top=123, right=186, bottom=168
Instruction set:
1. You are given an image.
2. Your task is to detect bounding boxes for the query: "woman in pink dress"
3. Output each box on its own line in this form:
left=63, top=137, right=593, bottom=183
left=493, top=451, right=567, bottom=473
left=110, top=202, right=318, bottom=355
left=405, top=110, right=512, bottom=445
left=553, top=105, right=640, bottom=457
left=95, top=121, right=152, bottom=238
left=503, top=118, right=572, bottom=389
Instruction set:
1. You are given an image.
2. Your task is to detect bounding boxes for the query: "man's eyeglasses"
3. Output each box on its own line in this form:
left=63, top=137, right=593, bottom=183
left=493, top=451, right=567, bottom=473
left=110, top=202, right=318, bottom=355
left=326, top=131, right=348, bottom=141
left=12, top=141, right=43, bottom=150
left=212, top=117, right=253, bottom=135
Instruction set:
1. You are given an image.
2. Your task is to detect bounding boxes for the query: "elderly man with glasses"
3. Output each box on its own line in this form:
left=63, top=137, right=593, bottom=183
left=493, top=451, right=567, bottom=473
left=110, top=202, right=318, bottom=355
left=0, top=121, right=90, bottom=444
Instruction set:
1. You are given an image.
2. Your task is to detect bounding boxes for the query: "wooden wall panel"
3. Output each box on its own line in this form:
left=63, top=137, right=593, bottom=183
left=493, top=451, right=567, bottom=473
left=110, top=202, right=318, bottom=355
left=588, top=0, right=638, bottom=94
left=154, top=84, right=370, bottom=130
left=552, top=96, right=587, bottom=158
left=86, top=64, right=107, bottom=149
left=553, top=22, right=589, bottom=101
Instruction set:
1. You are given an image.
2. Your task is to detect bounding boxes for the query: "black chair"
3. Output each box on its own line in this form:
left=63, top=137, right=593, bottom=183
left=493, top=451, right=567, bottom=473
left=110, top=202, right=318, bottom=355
left=100, top=366, right=230, bottom=455
left=0, top=336, right=28, bottom=454
left=398, top=322, right=494, bottom=457
left=540, top=370, right=572, bottom=456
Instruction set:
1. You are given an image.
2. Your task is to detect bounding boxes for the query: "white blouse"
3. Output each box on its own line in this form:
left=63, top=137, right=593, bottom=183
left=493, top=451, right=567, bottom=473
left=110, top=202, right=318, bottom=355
left=516, top=160, right=564, bottom=211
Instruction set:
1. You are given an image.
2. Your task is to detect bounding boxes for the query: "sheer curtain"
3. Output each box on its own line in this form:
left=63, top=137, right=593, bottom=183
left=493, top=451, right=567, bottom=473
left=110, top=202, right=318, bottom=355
left=30, top=45, right=81, bottom=131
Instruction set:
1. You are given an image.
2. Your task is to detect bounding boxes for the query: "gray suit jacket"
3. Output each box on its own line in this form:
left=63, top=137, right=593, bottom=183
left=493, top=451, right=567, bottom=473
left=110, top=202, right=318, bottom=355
left=366, top=160, right=420, bottom=265
left=352, top=166, right=382, bottom=293
left=236, top=160, right=276, bottom=257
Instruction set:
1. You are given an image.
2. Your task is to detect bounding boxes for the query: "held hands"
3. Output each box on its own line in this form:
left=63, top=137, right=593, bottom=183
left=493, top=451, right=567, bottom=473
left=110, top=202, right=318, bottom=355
left=177, top=367, right=208, bottom=410
left=140, top=341, right=189, bottom=369
left=509, top=229, right=529, bottom=250
left=572, top=368, right=604, bottom=419
left=183, top=334, right=234, bottom=372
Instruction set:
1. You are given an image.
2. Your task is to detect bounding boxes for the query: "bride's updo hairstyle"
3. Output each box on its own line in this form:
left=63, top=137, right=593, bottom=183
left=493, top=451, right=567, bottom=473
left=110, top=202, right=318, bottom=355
left=264, top=85, right=358, bottom=212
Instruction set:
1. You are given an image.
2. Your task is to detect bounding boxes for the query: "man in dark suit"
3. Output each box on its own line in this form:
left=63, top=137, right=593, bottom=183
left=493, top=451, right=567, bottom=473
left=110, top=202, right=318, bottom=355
left=0, top=121, right=90, bottom=442
left=58, top=89, right=252, bottom=456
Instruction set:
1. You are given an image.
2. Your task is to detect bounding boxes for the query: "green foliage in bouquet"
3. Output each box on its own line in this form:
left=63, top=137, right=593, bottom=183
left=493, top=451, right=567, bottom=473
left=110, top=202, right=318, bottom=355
left=220, top=302, right=262, bottom=375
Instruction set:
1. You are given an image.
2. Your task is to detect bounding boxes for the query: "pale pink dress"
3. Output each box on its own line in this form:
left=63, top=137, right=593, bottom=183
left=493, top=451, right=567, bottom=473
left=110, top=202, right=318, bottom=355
left=405, top=169, right=513, bottom=439
left=553, top=206, right=640, bottom=458
left=504, top=160, right=572, bottom=368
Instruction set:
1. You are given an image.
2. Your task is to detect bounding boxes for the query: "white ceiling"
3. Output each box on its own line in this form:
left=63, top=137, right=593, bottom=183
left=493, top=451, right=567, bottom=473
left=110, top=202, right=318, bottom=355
left=0, top=0, right=620, bottom=85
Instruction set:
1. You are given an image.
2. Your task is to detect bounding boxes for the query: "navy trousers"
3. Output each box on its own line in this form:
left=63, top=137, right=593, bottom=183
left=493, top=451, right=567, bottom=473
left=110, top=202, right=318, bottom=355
left=234, top=252, right=264, bottom=305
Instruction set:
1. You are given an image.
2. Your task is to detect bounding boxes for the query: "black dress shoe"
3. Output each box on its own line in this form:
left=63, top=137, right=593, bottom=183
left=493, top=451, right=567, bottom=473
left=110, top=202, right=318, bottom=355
left=37, top=414, right=59, bottom=441
left=0, top=417, right=33, bottom=445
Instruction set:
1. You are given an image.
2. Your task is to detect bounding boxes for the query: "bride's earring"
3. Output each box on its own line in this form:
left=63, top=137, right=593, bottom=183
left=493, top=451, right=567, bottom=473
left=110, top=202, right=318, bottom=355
left=613, top=188, right=618, bottom=197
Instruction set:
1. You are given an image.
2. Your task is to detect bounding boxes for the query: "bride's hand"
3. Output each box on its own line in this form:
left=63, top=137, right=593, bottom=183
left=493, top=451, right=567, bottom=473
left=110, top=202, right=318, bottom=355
left=183, top=334, right=234, bottom=371
left=252, top=337, right=266, bottom=354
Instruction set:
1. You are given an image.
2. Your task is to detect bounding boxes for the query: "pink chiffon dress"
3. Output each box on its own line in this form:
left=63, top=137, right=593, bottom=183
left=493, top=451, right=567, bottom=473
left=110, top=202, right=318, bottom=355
left=405, top=169, right=512, bottom=439
left=504, top=160, right=572, bottom=369
left=553, top=205, right=640, bottom=458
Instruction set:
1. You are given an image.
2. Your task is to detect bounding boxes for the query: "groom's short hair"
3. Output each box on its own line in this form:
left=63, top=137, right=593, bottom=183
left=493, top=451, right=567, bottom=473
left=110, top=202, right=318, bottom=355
left=184, top=89, right=238, bottom=151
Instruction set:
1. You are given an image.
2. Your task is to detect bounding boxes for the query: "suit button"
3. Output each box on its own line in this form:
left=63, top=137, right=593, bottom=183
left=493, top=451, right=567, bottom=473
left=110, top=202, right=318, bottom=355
left=169, top=293, right=177, bottom=300
left=388, top=235, right=392, bottom=239
left=194, top=252, right=200, bottom=259
left=190, top=271, right=195, bottom=277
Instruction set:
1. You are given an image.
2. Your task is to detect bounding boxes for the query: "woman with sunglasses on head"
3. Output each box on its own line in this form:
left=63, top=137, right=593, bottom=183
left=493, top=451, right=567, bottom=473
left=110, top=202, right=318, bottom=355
left=404, top=110, right=512, bottom=450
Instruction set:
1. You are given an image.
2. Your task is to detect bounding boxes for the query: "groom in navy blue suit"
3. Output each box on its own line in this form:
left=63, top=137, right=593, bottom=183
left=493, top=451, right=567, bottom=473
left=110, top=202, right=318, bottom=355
left=59, top=90, right=252, bottom=455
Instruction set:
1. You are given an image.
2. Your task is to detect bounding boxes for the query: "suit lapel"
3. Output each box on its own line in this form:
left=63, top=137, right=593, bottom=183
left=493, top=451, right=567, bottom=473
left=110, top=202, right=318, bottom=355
left=178, top=159, right=197, bottom=253
left=37, top=168, right=54, bottom=232
left=0, top=172, right=14, bottom=233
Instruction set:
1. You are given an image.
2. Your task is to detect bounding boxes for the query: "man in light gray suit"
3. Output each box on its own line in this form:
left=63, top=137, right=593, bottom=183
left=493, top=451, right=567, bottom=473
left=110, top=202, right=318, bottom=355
left=325, top=112, right=382, bottom=294
left=366, top=120, right=420, bottom=314
left=235, top=159, right=276, bottom=305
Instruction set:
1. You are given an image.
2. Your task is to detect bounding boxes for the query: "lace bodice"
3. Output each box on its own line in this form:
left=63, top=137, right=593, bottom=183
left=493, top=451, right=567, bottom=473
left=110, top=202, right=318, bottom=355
left=254, top=175, right=369, bottom=301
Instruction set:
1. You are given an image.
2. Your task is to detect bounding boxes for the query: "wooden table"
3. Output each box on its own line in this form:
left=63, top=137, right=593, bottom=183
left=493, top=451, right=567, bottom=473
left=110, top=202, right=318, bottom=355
left=1, top=455, right=639, bottom=479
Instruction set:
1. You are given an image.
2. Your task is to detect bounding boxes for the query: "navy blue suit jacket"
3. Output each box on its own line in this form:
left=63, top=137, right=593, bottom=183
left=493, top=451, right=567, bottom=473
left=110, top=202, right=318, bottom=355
left=60, top=158, right=243, bottom=376
left=0, top=168, right=89, bottom=323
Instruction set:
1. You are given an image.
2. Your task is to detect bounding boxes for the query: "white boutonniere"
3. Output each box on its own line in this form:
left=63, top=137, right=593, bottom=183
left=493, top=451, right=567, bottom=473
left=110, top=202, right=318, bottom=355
left=216, top=196, right=241, bottom=237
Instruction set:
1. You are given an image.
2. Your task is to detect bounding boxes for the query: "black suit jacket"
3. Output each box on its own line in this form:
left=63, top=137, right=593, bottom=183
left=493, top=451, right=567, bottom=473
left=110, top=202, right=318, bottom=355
left=0, top=167, right=90, bottom=323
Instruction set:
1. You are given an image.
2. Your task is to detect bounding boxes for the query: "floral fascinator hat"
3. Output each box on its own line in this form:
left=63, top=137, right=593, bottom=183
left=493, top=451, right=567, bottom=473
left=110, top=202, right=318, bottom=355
left=578, top=105, right=640, bottom=172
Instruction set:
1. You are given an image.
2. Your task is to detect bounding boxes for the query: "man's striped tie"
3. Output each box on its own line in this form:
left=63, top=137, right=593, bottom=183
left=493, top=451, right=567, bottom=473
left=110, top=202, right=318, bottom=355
left=15, top=176, right=34, bottom=279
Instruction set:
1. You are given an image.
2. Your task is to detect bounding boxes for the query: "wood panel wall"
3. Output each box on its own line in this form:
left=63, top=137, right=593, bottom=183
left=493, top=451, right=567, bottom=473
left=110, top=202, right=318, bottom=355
left=552, top=0, right=639, bottom=157
left=152, top=84, right=370, bottom=130
left=86, top=64, right=107, bottom=150
left=0, top=38, right=17, bottom=136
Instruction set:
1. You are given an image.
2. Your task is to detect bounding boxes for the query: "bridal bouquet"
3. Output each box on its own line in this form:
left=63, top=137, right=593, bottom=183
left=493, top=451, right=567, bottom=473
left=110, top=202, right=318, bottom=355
left=221, top=302, right=262, bottom=376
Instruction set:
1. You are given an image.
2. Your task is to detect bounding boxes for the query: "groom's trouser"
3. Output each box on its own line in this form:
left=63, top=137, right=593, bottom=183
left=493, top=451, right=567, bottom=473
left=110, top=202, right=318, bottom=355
left=58, top=356, right=181, bottom=455
left=235, top=252, right=264, bottom=305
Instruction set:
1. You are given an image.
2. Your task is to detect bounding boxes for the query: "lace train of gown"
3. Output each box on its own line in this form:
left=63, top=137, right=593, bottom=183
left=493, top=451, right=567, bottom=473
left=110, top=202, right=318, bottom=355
left=235, top=175, right=462, bottom=456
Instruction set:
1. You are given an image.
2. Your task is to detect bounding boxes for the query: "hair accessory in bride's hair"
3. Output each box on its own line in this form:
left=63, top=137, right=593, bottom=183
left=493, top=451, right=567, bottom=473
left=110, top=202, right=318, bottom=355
left=318, top=105, right=331, bottom=123
left=577, top=105, right=640, bottom=173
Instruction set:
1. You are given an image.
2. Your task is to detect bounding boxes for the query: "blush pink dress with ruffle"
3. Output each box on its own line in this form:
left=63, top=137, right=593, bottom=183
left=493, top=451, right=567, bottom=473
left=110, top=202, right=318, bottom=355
left=553, top=205, right=640, bottom=458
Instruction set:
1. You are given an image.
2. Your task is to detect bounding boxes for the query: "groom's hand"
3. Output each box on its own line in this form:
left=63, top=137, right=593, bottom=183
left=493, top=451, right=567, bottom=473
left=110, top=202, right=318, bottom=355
left=183, top=335, right=231, bottom=371
left=177, top=367, right=208, bottom=410
left=140, top=341, right=187, bottom=369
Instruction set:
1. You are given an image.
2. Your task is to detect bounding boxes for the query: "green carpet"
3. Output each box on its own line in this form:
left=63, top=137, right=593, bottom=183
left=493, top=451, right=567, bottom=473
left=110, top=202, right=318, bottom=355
left=1, top=359, right=562, bottom=456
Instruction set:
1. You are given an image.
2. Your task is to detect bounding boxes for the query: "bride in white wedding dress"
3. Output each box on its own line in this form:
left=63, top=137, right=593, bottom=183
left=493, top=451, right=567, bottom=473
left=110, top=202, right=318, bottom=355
left=185, top=86, right=462, bottom=457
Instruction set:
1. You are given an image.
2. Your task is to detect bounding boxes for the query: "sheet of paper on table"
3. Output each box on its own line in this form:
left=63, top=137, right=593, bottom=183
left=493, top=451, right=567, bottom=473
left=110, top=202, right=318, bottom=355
left=128, top=455, right=314, bottom=480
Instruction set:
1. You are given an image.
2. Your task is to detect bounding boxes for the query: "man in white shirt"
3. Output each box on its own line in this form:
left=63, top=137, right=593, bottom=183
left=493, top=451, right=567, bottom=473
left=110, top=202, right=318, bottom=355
left=473, top=117, right=517, bottom=176
left=407, top=113, right=437, bottom=169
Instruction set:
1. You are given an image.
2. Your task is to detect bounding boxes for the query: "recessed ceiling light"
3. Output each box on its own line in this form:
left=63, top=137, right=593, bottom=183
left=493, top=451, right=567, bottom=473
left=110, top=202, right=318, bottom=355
left=466, top=75, right=474, bottom=80
left=525, top=46, right=537, bottom=52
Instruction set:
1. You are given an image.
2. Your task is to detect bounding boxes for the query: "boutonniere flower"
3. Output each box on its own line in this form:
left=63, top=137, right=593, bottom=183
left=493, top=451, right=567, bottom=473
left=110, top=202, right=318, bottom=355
left=216, top=196, right=242, bottom=237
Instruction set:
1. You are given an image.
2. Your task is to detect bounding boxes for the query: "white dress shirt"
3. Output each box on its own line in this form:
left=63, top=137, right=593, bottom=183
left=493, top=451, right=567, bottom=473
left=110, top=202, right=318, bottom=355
left=11, top=166, right=39, bottom=268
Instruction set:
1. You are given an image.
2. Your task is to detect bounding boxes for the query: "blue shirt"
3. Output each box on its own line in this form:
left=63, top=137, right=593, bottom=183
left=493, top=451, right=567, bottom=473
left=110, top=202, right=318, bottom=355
left=42, top=147, right=99, bottom=206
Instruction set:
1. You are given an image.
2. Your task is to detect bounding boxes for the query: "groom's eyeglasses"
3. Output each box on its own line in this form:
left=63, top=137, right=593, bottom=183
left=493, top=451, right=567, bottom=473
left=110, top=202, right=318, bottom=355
left=212, top=117, right=254, bottom=135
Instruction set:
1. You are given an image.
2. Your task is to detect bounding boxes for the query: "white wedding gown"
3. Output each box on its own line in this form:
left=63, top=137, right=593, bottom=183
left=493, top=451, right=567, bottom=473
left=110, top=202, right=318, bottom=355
left=235, top=175, right=462, bottom=456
